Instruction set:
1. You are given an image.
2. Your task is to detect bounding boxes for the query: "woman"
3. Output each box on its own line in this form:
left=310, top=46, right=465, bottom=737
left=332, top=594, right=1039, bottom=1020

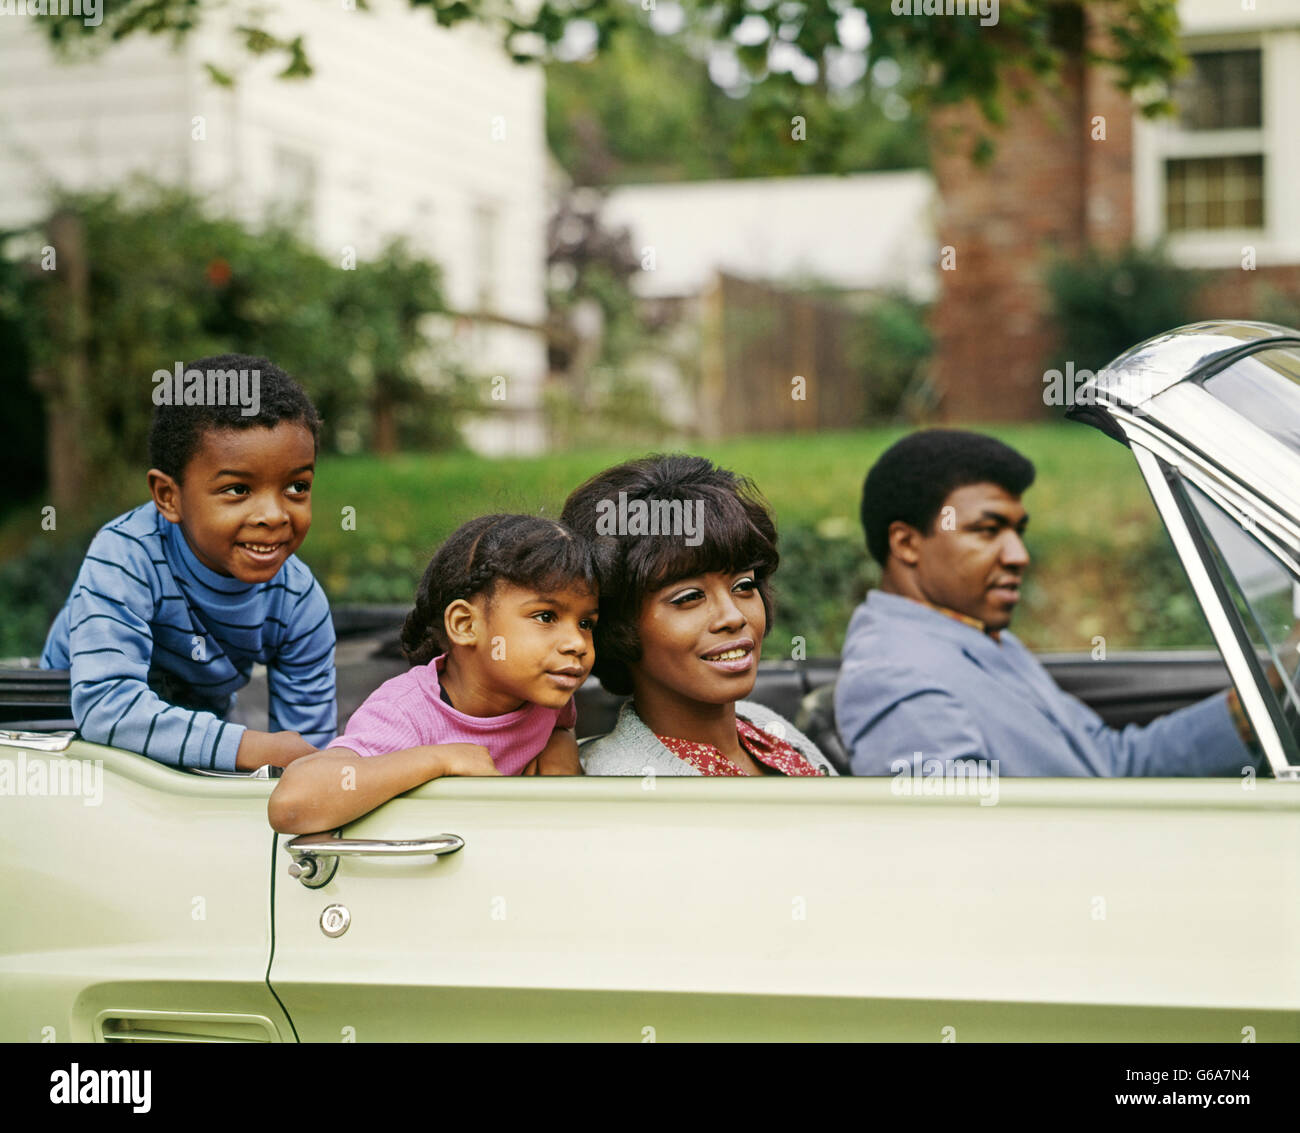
left=561, top=454, right=835, bottom=776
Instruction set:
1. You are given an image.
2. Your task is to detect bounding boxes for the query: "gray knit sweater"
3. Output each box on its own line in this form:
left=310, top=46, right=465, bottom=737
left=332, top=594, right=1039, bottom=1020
left=581, top=698, right=837, bottom=776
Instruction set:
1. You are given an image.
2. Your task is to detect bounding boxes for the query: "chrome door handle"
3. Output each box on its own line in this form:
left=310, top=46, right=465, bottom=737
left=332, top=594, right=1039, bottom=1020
left=288, top=833, right=465, bottom=857
left=285, top=832, right=464, bottom=888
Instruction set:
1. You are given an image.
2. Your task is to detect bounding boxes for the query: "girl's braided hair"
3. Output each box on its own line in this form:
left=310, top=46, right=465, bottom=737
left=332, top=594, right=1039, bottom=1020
left=400, top=514, right=598, bottom=665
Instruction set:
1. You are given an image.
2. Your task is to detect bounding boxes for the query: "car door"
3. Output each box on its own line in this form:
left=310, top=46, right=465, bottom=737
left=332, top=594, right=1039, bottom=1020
left=0, top=736, right=294, bottom=1043
left=266, top=772, right=1299, bottom=1042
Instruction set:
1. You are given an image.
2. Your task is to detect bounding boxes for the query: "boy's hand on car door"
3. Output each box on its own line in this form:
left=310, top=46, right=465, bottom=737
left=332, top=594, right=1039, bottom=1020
left=235, top=729, right=315, bottom=770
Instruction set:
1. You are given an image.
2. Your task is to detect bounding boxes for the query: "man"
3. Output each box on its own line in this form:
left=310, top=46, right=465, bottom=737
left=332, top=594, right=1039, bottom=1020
left=836, top=430, right=1260, bottom=776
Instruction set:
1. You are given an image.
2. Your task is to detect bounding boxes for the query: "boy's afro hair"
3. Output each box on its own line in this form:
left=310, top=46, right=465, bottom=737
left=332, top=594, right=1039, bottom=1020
left=148, top=353, right=320, bottom=481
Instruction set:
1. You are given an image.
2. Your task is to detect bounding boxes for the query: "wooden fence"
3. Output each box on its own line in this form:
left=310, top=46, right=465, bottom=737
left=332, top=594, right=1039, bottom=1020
left=698, top=271, right=863, bottom=438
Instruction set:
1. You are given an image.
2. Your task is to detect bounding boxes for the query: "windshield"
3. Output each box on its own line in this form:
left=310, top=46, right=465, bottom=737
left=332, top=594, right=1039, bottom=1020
left=1182, top=478, right=1300, bottom=765
left=1200, top=346, right=1300, bottom=455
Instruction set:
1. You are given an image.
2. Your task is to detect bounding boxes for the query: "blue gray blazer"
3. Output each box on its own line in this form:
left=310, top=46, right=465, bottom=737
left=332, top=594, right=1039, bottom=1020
left=835, top=590, right=1257, bottom=777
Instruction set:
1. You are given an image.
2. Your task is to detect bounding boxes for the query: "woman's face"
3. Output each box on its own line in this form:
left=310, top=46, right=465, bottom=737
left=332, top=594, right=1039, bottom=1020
left=631, top=569, right=766, bottom=707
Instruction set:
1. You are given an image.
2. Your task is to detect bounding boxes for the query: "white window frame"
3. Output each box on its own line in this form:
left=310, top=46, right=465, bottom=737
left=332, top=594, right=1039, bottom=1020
left=1134, top=27, right=1300, bottom=268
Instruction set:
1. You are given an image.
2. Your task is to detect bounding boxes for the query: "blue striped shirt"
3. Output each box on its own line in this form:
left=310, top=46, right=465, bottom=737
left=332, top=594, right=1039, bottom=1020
left=41, top=503, right=336, bottom=771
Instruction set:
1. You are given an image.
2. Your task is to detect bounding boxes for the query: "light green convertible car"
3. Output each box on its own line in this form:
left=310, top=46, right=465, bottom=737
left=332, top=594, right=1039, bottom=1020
left=2, top=321, right=1298, bottom=1042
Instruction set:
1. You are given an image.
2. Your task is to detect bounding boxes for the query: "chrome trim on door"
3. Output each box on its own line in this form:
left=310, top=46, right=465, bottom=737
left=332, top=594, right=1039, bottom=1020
left=0, top=730, right=75, bottom=752
left=189, top=764, right=278, bottom=780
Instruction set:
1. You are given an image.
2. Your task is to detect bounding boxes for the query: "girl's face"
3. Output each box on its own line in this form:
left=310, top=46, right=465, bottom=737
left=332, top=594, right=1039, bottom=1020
left=631, top=569, right=765, bottom=709
left=470, top=581, right=600, bottom=711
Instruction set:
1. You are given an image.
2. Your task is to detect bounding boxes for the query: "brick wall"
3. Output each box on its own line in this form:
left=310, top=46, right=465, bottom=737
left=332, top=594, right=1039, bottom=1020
left=928, top=5, right=1137, bottom=421
left=1193, top=266, right=1300, bottom=327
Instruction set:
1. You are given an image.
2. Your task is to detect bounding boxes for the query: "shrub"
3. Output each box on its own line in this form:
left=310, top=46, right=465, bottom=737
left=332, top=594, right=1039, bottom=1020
left=1045, top=244, right=1204, bottom=374
left=767, top=520, right=879, bottom=658
left=0, top=185, right=466, bottom=519
left=0, top=529, right=95, bottom=659
left=850, top=293, right=935, bottom=421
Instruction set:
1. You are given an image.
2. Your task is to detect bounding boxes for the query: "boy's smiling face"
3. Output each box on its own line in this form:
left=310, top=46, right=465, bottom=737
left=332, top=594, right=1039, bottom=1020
left=149, top=422, right=316, bottom=582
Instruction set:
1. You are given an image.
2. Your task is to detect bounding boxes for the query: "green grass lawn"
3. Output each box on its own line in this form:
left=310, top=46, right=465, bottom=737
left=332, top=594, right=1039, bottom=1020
left=0, top=423, right=1214, bottom=657
left=303, top=423, right=1148, bottom=565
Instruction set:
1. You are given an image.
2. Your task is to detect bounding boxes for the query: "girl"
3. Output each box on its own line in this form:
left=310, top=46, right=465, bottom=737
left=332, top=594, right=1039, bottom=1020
left=268, top=514, right=599, bottom=833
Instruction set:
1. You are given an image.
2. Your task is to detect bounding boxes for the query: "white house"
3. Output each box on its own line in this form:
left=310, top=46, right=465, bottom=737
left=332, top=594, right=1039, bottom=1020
left=0, top=0, right=550, bottom=454
left=1134, top=0, right=1300, bottom=271
left=602, top=170, right=937, bottom=302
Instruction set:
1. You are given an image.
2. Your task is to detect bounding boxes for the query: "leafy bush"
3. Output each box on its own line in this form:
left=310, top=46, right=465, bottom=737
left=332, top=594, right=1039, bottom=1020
left=1045, top=244, right=1204, bottom=373
left=0, top=185, right=468, bottom=519
left=766, top=520, right=879, bottom=659
left=1256, top=285, right=1300, bottom=333
left=0, top=258, right=43, bottom=520
left=849, top=293, right=934, bottom=421
left=0, top=529, right=95, bottom=659
left=1120, top=527, right=1214, bottom=647
left=544, top=193, right=683, bottom=447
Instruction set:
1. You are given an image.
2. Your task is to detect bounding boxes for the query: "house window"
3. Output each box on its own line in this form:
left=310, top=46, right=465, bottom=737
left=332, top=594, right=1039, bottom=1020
left=1175, top=49, right=1261, bottom=131
left=1160, top=47, right=1265, bottom=233
left=1165, top=155, right=1264, bottom=231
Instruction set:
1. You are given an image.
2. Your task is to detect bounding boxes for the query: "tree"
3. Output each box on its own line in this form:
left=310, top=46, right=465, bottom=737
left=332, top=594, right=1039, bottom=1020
left=543, top=189, right=680, bottom=447
left=545, top=13, right=928, bottom=183
left=43, top=1, right=1183, bottom=152
left=2, top=186, right=463, bottom=516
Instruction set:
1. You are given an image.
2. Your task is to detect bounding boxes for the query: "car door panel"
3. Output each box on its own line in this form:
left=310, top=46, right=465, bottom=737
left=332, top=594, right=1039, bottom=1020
left=0, top=741, right=294, bottom=1043
left=268, top=776, right=1300, bottom=1041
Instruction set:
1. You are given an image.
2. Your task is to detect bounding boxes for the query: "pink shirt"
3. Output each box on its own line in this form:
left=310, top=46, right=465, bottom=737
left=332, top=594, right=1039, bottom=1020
left=325, top=653, right=577, bottom=776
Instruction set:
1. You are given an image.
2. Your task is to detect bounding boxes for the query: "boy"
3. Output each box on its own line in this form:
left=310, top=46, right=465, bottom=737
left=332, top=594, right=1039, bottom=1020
left=41, top=354, right=335, bottom=772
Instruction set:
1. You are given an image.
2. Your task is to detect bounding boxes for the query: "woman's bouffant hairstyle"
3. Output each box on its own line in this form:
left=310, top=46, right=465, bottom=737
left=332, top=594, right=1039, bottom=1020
left=400, top=514, right=598, bottom=665
left=560, top=454, right=779, bottom=697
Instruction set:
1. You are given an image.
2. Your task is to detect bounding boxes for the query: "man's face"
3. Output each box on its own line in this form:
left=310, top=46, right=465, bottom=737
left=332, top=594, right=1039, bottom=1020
left=908, top=482, right=1030, bottom=631
left=151, top=422, right=316, bottom=583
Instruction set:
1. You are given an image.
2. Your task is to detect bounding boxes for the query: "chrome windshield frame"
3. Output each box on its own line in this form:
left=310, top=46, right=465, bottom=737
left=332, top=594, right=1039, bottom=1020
left=1105, top=403, right=1300, bottom=579
left=1131, top=447, right=1298, bottom=780
left=1069, top=321, right=1300, bottom=780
